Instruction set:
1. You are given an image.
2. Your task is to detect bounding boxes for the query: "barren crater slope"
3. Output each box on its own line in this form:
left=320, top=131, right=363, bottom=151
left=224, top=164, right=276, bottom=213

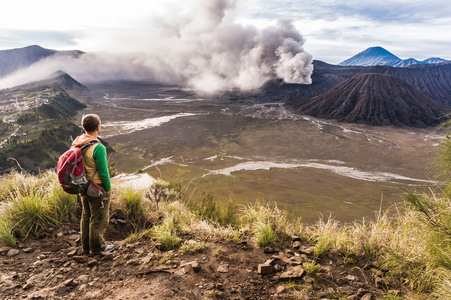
left=286, top=73, right=448, bottom=127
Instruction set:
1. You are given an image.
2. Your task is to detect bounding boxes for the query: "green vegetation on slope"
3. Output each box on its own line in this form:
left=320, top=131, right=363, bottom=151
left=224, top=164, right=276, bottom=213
left=0, top=120, right=82, bottom=173
left=0, top=72, right=89, bottom=174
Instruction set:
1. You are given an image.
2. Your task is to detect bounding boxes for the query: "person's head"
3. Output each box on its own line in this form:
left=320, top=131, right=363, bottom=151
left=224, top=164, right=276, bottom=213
left=81, top=114, right=101, bottom=134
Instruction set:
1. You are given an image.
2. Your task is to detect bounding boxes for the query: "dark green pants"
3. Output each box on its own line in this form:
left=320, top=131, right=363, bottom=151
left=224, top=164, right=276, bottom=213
left=81, top=193, right=110, bottom=253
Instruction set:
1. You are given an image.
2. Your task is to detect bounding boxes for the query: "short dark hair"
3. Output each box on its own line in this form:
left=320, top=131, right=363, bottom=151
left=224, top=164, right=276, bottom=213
left=82, top=114, right=101, bottom=133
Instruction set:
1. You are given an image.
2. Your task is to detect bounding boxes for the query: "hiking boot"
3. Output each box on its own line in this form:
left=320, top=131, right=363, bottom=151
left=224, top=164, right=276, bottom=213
left=104, top=244, right=115, bottom=252
left=90, top=244, right=115, bottom=255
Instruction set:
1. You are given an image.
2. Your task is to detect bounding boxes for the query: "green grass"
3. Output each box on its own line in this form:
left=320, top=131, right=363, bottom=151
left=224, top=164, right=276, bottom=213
left=254, top=222, right=277, bottom=246
left=0, top=170, right=80, bottom=244
left=3, top=189, right=54, bottom=238
left=241, top=201, right=290, bottom=247
left=303, top=260, right=320, bottom=274
left=0, top=220, right=16, bottom=246
left=46, top=178, right=79, bottom=224
left=190, top=193, right=239, bottom=227
left=179, top=240, right=208, bottom=255
left=116, top=186, right=147, bottom=226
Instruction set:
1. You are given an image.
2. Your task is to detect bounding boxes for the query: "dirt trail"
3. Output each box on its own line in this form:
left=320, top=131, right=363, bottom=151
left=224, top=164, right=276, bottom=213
left=0, top=222, right=386, bottom=299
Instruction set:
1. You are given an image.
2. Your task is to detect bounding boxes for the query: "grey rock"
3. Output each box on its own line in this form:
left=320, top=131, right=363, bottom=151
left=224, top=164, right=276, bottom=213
left=0, top=246, right=12, bottom=256
left=217, top=264, right=229, bottom=273
left=265, top=256, right=286, bottom=267
left=276, top=285, right=286, bottom=294
left=279, top=266, right=304, bottom=280
left=361, top=293, right=372, bottom=300
left=7, top=249, right=20, bottom=257
left=55, top=285, right=67, bottom=295
left=23, top=247, right=34, bottom=253
left=73, top=256, right=87, bottom=263
left=63, top=278, right=74, bottom=286
left=258, top=264, right=274, bottom=275
left=181, top=261, right=200, bottom=272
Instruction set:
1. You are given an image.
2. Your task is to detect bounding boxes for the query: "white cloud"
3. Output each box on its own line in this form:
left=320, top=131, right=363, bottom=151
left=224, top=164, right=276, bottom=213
left=0, top=0, right=450, bottom=65
left=0, top=1, right=314, bottom=92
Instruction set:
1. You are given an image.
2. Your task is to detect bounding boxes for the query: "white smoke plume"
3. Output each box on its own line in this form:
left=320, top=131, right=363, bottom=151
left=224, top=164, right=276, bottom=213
left=0, top=0, right=313, bottom=93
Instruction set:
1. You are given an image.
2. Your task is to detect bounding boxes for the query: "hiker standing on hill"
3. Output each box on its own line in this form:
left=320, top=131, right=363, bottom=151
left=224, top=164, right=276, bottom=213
left=73, top=114, right=114, bottom=254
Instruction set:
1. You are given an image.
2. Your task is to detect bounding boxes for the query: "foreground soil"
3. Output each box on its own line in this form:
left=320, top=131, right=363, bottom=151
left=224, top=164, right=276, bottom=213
left=0, top=221, right=390, bottom=299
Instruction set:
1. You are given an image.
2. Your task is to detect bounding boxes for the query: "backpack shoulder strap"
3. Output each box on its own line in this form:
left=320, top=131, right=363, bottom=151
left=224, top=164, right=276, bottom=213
left=79, top=139, right=101, bottom=183
left=79, top=140, right=100, bottom=153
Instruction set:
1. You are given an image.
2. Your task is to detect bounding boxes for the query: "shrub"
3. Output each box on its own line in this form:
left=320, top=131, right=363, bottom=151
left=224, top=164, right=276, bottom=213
left=254, top=222, right=277, bottom=246
left=0, top=170, right=81, bottom=244
left=153, top=223, right=181, bottom=249
left=241, top=201, right=290, bottom=246
left=191, top=194, right=239, bottom=227
left=3, top=190, right=54, bottom=238
left=116, top=186, right=147, bottom=227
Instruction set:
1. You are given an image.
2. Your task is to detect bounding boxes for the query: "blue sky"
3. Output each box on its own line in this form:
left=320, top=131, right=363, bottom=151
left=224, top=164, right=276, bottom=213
left=0, top=0, right=450, bottom=64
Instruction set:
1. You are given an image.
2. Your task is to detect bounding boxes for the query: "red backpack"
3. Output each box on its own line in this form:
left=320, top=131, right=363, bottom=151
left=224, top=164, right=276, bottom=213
left=57, top=140, right=99, bottom=194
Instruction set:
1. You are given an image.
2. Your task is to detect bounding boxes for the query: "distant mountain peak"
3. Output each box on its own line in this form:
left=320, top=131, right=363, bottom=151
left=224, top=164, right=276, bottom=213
left=339, top=47, right=401, bottom=66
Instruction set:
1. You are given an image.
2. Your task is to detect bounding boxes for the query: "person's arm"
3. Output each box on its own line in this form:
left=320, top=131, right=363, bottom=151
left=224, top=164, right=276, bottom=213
left=93, top=144, right=111, bottom=191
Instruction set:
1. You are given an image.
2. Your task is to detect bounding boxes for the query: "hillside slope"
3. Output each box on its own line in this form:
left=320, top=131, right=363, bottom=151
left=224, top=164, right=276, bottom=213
left=286, top=73, right=448, bottom=127
left=0, top=45, right=83, bottom=78
left=0, top=72, right=92, bottom=173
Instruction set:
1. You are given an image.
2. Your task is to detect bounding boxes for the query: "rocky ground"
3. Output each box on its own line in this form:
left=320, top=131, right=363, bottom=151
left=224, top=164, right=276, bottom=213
left=0, top=217, right=390, bottom=300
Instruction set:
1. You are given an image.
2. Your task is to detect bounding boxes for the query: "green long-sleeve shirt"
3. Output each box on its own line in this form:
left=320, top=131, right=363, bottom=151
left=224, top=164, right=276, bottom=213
left=92, top=144, right=111, bottom=191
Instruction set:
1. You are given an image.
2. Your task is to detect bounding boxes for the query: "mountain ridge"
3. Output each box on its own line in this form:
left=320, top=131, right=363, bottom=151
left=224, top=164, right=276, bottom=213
left=0, top=45, right=84, bottom=78
left=339, top=46, right=450, bottom=67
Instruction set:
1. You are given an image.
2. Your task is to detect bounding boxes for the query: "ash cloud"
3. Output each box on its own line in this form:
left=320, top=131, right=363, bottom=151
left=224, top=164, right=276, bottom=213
left=0, top=0, right=313, bottom=93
